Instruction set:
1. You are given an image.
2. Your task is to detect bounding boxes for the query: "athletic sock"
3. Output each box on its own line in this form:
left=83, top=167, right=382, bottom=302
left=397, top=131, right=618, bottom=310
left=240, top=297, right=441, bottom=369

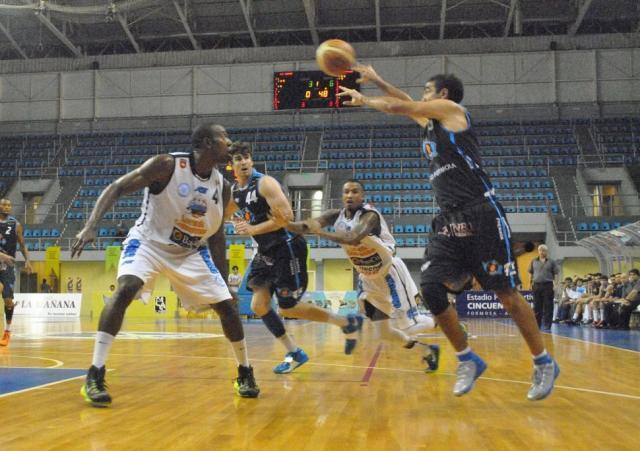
left=91, top=331, right=115, bottom=368
left=456, top=346, right=473, bottom=361
left=533, top=349, right=552, bottom=365
left=278, top=334, right=299, bottom=353
left=4, top=305, right=14, bottom=331
left=230, top=338, right=250, bottom=367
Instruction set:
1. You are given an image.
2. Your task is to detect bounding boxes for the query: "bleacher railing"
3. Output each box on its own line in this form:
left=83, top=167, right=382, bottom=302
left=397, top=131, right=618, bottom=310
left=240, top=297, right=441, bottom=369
left=569, top=194, right=640, bottom=217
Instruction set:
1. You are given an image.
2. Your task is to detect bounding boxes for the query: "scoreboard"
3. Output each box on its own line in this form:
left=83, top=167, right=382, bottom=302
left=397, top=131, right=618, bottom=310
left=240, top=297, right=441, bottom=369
left=273, top=70, right=360, bottom=110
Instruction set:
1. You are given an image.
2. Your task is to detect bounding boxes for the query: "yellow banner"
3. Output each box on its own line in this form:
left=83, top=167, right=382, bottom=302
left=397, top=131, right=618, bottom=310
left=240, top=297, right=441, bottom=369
left=229, top=244, right=246, bottom=274
left=44, top=246, right=60, bottom=279
left=104, top=246, right=121, bottom=271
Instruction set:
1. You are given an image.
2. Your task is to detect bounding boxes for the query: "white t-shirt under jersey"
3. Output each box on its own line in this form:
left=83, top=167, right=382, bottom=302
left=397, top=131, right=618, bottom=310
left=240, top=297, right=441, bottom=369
left=129, top=152, right=225, bottom=251
left=334, top=204, right=396, bottom=279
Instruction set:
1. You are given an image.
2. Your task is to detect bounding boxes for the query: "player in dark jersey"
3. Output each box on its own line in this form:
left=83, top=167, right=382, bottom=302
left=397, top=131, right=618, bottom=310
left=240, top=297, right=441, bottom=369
left=226, top=142, right=364, bottom=371
left=337, top=66, right=559, bottom=401
left=0, top=198, right=32, bottom=346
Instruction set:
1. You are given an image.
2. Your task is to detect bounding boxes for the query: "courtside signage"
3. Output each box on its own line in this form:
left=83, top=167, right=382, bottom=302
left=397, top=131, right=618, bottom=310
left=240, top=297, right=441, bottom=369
left=13, top=293, right=82, bottom=318
left=456, top=291, right=533, bottom=318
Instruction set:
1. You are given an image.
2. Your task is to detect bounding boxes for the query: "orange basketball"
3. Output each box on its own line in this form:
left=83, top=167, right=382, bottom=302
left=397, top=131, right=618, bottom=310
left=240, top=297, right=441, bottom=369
left=315, top=39, right=356, bottom=77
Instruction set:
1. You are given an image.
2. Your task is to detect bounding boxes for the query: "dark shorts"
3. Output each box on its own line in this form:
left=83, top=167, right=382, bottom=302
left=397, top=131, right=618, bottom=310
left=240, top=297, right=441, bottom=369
left=0, top=267, right=15, bottom=299
left=247, top=235, right=308, bottom=303
left=420, top=201, right=521, bottom=291
left=362, top=299, right=390, bottom=322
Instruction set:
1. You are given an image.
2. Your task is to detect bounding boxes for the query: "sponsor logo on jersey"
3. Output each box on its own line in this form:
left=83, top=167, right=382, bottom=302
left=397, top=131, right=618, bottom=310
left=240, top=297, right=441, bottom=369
left=439, top=222, right=474, bottom=237
left=422, top=140, right=438, bottom=159
left=350, top=253, right=383, bottom=275
left=179, top=159, right=187, bottom=169
left=429, top=163, right=456, bottom=181
left=177, top=183, right=191, bottom=197
left=482, top=259, right=503, bottom=276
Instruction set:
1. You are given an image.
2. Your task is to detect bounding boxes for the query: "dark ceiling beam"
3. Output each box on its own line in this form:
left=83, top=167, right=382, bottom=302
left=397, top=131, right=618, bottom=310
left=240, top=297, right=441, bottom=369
left=302, top=0, right=319, bottom=46
left=0, top=20, right=28, bottom=59
left=116, top=13, right=141, bottom=53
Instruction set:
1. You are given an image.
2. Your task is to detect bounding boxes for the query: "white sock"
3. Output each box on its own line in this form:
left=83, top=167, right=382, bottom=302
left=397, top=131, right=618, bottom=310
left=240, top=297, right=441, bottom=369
left=456, top=346, right=472, bottom=356
left=599, top=307, right=604, bottom=320
left=4, top=322, right=10, bottom=332
left=592, top=309, right=600, bottom=322
left=583, top=306, right=591, bottom=321
left=278, top=334, right=298, bottom=353
left=326, top=312, right=349, bottom=328
left=230, top=338, right=250, bottom=367
left=533, top=349, right=548, bottom=360
left=91, top=331, right=115, bottom=368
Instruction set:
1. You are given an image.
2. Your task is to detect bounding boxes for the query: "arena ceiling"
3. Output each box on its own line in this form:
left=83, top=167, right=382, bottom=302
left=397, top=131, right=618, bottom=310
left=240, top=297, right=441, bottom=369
left=0, top=0, right=638, bottom=60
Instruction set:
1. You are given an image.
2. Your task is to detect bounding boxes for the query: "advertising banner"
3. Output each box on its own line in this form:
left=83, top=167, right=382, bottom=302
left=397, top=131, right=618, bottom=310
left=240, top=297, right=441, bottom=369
left=455, top=290, right=533, bottom=318
left=104, top=246, right=121, bottom=271
left=13, top=293, right=82, bottom=318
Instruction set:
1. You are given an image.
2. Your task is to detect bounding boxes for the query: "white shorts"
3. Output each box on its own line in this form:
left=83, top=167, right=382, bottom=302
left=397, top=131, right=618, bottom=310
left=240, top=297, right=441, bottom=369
left=358, top=257, right=425, bottom=330
left=118, top=238, right=231, bottom=312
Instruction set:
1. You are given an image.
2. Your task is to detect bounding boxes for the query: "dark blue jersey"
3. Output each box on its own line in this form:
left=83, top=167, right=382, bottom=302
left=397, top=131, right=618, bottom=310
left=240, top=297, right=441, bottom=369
left=421, top=112, right=494, bottom=211
left=232, top=170, right=291, bottom=252
left=0, top=216, right=18, bottom=257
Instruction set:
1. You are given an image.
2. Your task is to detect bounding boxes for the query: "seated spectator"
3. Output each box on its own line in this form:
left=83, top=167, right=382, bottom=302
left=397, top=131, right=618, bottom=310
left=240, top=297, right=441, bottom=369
left=612, top=269, right=640, bottom=330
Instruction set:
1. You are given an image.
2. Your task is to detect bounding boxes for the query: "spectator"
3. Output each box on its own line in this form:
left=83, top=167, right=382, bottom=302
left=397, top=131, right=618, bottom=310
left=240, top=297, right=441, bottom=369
left=40, top=278, right=51, bottom=293
left=228, top=266, right=242, bottom=295
left=115, top=221, right=128, bottom=238
left=613, top=269, right=640, bottom=330
left=528, top=244, right=559, bottom=331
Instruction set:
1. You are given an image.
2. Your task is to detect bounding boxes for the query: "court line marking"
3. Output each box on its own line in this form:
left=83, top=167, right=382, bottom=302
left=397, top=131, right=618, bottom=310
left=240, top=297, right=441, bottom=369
left=360, top=343, right=383, bottom=385
left=2, top=349, right=638, bottom=401
left=0, top=355, right=64, bottom=368
left=497, top=319, right=640, bottom=354
left=0, top=374, right=86, bottom=399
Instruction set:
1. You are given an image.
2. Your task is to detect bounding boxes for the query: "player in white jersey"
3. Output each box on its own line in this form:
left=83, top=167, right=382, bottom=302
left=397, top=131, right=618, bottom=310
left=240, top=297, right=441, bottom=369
left=72, top=123, right=259, bottom=407
left=273, top=180, right=440, bottom=370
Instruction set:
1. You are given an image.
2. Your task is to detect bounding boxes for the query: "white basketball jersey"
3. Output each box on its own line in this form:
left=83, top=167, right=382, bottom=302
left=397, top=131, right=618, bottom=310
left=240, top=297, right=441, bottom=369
left=129, top=153, right=224, bottom=250
left=334, top=204, right=396, bottom=279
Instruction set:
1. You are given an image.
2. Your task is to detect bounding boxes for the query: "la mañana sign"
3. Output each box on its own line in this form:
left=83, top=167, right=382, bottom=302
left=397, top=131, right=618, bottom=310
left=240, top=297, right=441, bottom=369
left=14, top=294, right=82, bottom=317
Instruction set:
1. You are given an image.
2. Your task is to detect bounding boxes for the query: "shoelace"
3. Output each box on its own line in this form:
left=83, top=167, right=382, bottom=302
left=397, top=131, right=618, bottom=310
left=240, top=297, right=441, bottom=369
left=90, top=378, right=108, bottom=392
left=456, top=361, right=474, bottom=379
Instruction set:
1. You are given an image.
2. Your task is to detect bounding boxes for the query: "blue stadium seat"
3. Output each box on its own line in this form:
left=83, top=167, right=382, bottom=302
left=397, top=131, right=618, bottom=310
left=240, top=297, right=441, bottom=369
left=404, top=225, right=415, bottom=233
left=393, top=225, right=404, bottom=234
left=590, top=222, right=599, bottom=231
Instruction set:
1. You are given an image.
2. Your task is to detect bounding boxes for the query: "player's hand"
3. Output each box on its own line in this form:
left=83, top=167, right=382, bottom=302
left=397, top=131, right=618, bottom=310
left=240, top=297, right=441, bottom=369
left=71, top=226, right=96, bottom=258
left=24, top=260, right=33, bottom=273
left=354, top=64, right=381, bottom=85
left=304, top=219, right=322, bottom=234
left=337, top=86, right=365, bottom=106
left=0, top=253, right=15, bottom=266
left=234, top=220, right=254, bottom=236
left=269, top=206, right=290, bottom=228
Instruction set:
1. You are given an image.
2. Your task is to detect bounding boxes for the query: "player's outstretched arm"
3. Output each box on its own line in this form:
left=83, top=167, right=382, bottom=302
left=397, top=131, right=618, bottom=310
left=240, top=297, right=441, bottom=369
left=271, top=208, right=340, bottom=236
left=315, top=211, right=379, bottom=246
left=354, top=64, right=413, bottom=101
left=337, top=87, right=467, bottom=130
left=71, top=154, right=174, bottom=257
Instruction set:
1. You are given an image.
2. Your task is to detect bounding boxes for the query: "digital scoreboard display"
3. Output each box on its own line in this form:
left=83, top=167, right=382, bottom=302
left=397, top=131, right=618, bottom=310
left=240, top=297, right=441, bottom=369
left=273, top=70, right=360, bottom=110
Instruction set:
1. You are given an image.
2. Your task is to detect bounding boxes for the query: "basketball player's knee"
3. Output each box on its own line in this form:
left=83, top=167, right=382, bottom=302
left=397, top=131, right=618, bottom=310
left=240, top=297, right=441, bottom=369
left=421, top=282, right=449, bottom=316
left=112, top=276, right=143, bottom=308
left=211, top=299, right=245, bottom=342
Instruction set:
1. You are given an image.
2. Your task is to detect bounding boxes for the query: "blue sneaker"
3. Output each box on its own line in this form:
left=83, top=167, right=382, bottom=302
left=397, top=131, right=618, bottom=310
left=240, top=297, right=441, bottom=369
left=453, top=352, right=487, bottom=396
left=527, top=359, right=560, bottom=401
left=273, top=348, right=309, bottom=374
left=342, top=314, right=364, bottom=355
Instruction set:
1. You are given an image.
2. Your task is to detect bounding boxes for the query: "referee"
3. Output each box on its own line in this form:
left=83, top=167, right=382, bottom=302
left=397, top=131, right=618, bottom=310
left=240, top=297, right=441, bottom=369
left=528, top=244, right=559, bottom=331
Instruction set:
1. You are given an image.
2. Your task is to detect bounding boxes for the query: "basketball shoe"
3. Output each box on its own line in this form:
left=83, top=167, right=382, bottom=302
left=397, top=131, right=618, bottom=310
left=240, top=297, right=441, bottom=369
left=423, top=344, right=441, bottom=373
left=528, top=357, right=560, bottom=401
left=234, top=365, right=260, bottom=398
left=273, top=348, right=309, bottom=374
left=80, top=365, right=112, bottom=407
left=0, top=330, right=10, bottom=346
left=453, top=352, right=487, bottom=396
left=342, top=313, right=364, bottom=355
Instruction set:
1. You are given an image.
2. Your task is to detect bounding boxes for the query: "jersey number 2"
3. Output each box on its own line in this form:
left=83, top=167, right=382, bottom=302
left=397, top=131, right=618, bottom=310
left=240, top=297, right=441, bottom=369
left=4, top=226, right=11, bottom=235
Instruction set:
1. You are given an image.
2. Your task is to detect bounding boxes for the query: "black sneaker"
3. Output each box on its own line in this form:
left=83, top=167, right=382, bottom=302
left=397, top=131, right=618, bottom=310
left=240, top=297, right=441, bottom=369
left=80, top=365, right=112, bottom=407
left=234, top=365, right=260, bottom=398
left=423, top=344, right=441, bottom=373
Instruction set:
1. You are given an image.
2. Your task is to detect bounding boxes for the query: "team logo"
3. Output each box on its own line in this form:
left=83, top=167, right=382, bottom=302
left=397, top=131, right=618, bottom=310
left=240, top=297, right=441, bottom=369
left=504, top=261, right=517, bottom=277
left=179, top=159, right=187, bottom=169
left=422, top=140, right=438, bottom=159
left=178, top=183, right=191, bottom=197
left=155, top=296, right=167, bottom=313
left=482, top=260, right=504, bottom=276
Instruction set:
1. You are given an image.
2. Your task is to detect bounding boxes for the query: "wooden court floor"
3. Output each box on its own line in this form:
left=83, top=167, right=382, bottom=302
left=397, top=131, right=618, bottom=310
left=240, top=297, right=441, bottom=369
left=0, top=317, right=639, bottom=451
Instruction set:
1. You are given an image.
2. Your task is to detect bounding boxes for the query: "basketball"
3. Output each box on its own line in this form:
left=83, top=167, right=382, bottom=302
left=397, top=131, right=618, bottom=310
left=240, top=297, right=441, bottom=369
left=315, top=39, right=356, bottom=77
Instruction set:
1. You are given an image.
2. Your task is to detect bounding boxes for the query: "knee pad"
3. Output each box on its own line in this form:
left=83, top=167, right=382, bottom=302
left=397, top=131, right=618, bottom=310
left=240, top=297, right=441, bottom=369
left=212, top=300, right=244, bottom=342
left=275, top=287, right=301, bottom=309
left=260, top=309, right=286, bottom=338
left=421, top=282, right=450, bottom=316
